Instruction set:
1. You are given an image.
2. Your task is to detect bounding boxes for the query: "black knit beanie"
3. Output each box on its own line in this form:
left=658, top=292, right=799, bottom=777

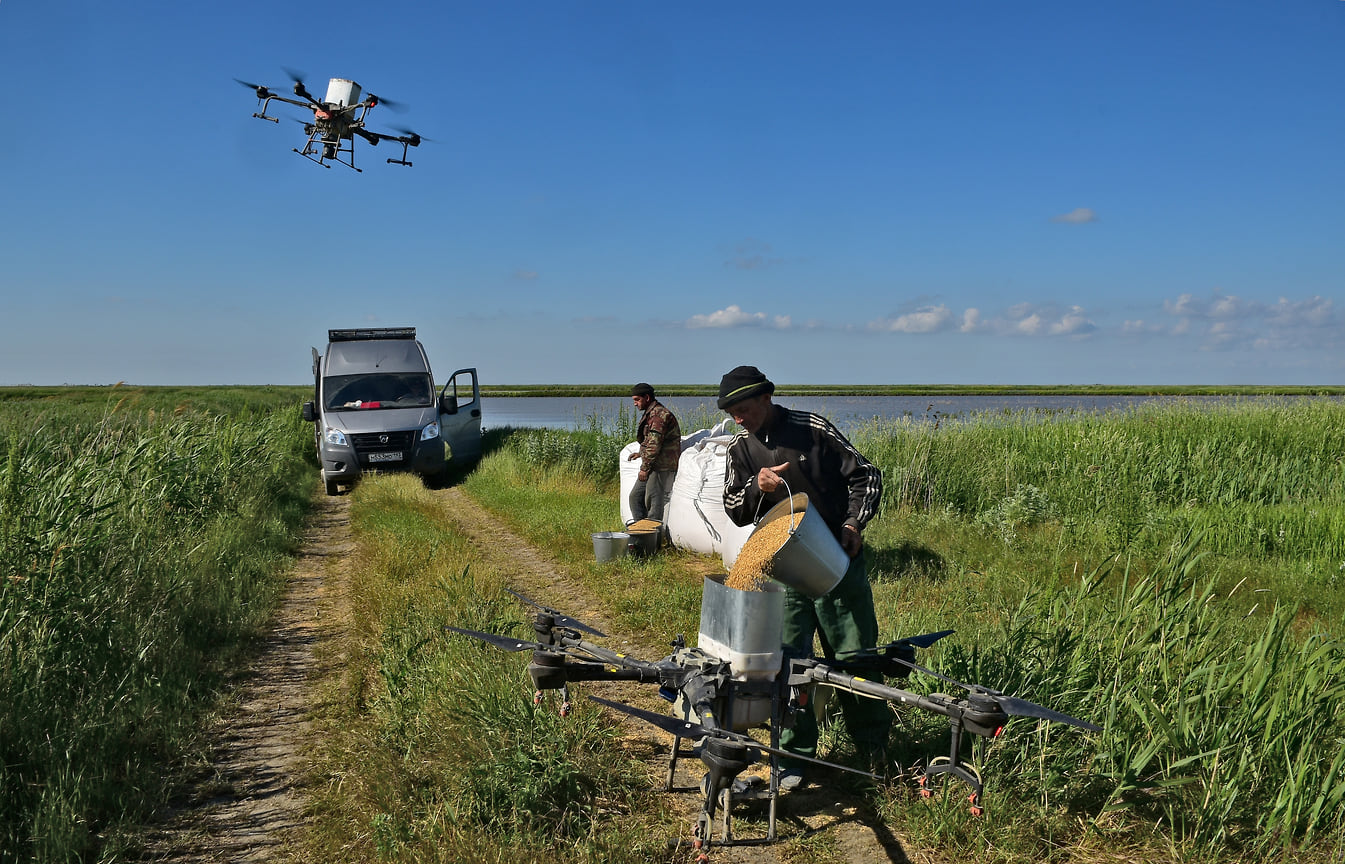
left=630, top=382, right=655, bottom=398
left=716, top=366, right=774, bottom=409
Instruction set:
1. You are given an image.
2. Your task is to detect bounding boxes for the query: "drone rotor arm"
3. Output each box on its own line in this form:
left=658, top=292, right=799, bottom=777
left=867, top=655, right=1100, bottom=731
left=588, top=696, right=884, bottom=781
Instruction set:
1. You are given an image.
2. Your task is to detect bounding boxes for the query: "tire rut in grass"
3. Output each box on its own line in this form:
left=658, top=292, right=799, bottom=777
left=138, top=489, right=348, bottom=863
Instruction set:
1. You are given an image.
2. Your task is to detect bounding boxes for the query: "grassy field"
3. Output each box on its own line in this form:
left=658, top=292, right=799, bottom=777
left=0, top=386, right=314, bottom=862
left=389, top=398, right=1343, bottom=862
left=5, top=386, right=1343, bottom=862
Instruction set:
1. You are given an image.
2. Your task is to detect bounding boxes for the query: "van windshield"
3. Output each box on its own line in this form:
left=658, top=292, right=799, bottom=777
left=324, top=373, right=434, bottom=411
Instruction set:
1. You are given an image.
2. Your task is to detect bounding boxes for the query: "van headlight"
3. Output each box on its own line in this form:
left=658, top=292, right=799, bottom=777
left=324, top=427, right=348, bottom=446
left=420, top=421, right=440, bottom=441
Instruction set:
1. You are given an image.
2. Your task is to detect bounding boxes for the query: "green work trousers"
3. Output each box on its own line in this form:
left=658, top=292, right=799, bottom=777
left=778, top=552, right=890, bottom=768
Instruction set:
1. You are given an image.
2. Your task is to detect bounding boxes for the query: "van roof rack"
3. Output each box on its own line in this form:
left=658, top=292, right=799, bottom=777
left=328, top=327, right=417, bottom=342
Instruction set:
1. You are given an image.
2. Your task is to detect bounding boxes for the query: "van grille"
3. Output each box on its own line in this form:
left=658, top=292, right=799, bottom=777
left=351, top=430, right=416, bottom=464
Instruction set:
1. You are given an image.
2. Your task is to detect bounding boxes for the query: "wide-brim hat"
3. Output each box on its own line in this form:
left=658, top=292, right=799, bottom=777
left=717, top=365, right=774, bottom=409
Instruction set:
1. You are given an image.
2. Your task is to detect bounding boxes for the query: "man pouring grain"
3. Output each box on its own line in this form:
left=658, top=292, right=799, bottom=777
left=718, top=365, right=889, bottom=790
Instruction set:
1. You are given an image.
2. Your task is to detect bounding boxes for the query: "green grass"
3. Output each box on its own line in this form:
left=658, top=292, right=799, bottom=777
left=0, top=389, right=313, bottom=862
left=303, top=474, right=673, bottom=864
left=441, top=401, right=1345, bottom=862
left=9, top=387, right=1341, bottom=862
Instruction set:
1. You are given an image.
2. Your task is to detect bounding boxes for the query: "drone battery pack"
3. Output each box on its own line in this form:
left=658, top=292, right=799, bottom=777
left=696, top=574, right=784, bottom=682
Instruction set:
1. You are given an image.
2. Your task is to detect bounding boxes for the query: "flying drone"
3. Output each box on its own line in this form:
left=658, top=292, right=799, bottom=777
left=448, top=584, right=1099, bottom=860
left=236, top=70, right=427, bottom=171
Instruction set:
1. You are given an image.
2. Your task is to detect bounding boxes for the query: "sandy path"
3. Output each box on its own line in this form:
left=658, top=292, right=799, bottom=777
left=139, top=491, right=349, bottom=862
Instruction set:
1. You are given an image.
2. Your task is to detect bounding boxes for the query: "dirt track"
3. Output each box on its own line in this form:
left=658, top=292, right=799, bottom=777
left=140, top=484, right=918, bottom=863
left=141, top=489, right=350, bottom=862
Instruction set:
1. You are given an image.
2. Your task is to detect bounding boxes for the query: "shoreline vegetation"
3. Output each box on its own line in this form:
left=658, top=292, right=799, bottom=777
left=476, top=383, right=1345, bottom=397
left=2, top=382, right=1345, bottom=401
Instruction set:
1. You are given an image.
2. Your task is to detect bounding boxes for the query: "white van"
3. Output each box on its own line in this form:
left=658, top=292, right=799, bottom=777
left=301, top=327, right=481, bottom=495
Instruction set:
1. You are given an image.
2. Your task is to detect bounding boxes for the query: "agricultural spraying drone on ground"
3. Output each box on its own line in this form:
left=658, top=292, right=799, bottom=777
left=235, top=70, right=427, bottom=170
left=448, top=585, right=1100, bottom=860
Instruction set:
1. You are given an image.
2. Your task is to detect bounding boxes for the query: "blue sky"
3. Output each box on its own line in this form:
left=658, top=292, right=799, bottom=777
left=2, top=1, right=1342, bottom=386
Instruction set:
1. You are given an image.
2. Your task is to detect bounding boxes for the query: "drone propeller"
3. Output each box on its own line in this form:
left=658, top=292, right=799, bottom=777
left=390, top=127, right=429, bottom=147
left=366, top=93, right=408, bottom=113
left=283, top=67, right=318, bottom=104
left=444, top=625, right=550, bottom=653
left=505, top=589, right=606, bottom=637
left=899, top=657, right=1101, bottom=731
left=825, top=629, right=955, bottom=677
left=891, top=629, right=957, bottom=650
left=234, top=78, right=273, bottom=99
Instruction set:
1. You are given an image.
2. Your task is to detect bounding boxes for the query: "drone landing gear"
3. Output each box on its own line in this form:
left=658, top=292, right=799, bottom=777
left=665, top=685, right=783, bottom=860
left=294, top=134, right=362, bottom=172
left=387, top=142, right=413, bottom=167
left=919, top=713, right=986, bottom=816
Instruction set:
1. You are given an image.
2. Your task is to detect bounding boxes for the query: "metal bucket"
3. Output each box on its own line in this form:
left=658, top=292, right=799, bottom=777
left=754, top=493, right=849, bottom=598
left=626, top=528, right=660, bottom=558
left=592, top=531, right=630, bottom=563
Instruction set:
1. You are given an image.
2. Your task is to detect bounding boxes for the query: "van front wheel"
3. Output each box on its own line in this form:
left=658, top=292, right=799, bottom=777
left=324, top=475, right=341, bottom=496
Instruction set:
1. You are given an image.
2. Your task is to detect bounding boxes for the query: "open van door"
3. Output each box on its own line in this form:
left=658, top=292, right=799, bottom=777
left=438, top=368, right=483, bottom=463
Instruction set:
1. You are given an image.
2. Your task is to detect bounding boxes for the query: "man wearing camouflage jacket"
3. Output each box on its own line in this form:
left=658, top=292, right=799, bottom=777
left=626, top=383, right=681, bottom=524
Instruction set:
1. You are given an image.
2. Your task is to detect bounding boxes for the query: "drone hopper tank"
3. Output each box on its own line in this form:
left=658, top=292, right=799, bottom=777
left=325, top=78, right=362, bottom=108
left=696, top=574, right=783, bottom=681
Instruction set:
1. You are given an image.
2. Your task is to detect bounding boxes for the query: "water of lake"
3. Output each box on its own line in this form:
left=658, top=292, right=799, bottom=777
left=479, top=393, right=1292, bottom=434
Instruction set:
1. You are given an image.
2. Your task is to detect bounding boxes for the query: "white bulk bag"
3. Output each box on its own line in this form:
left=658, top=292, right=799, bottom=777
left=663, top=420, right=755, bottom=570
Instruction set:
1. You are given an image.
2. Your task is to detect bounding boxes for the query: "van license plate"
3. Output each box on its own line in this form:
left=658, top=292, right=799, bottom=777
left=368, top=452, right=403, bottom=463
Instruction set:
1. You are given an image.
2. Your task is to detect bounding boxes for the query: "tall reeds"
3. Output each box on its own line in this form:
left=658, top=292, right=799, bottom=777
left=856, top=398, right=1345, bottom=560
left=465, top=398, right=1345, bottom=858
left=0, top=397, right=312, bottom=861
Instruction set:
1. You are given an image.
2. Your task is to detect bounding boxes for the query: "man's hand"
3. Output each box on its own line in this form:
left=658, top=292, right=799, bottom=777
left=638, top=469, right=649, bottom=482
left=627, top=451, right=640, bottom=461
left=756, top=462, right=790, bottom=493
left=841, top=524, right=863, bottom=558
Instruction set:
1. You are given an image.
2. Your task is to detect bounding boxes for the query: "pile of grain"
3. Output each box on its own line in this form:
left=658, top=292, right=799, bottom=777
left=627, top=519, right=662, bottom=532
left=726, top=513, right=801, bottom=592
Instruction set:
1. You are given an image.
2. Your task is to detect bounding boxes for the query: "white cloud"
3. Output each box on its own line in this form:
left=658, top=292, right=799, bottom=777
left=1266, top=295, right=1334, bottom=328
left=1164, top=290, right=1250, bottom=320
left=1159, top=290, right=1338, bottom=351
left=870, top=302, right=1098, bottom=339
left=1014, top=313, right=1044, bottom=335
left=1051, top=207, right=1098, bottom=224
left=686, top=305, right=791, bottom=329
left=869, top=304, right=953, bottom=333
left=1049, top=305, right=1098, bottom=337
left=1165, top=293, right=1201, bottom=317
left=968, top=303, right=1098, bottom=338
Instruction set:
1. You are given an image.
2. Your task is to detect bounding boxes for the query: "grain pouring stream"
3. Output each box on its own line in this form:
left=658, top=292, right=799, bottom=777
left=726, top=512, right=802, bottom=592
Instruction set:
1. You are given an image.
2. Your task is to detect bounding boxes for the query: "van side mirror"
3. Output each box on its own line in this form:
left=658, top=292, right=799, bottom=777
left=439, top=394, right=458, bottom=415
left=302, top=401, right=316, bottom=422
